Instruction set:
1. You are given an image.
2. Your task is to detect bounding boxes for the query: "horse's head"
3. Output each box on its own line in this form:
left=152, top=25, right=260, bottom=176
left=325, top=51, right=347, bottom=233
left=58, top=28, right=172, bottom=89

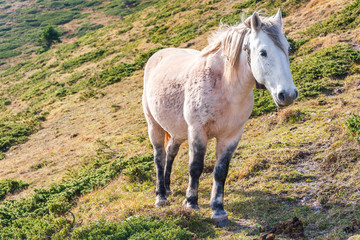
left=246, top=10, right=298, bottom=107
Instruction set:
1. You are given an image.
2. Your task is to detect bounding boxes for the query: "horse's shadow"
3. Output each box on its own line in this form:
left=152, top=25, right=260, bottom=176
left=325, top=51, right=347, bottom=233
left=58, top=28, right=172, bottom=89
left=196, top=188, right=315, bottom=236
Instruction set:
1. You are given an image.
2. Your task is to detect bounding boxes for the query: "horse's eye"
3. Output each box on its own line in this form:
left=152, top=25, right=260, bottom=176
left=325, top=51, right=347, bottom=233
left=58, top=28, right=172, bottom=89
left=260, top=49, right=267, bottom=57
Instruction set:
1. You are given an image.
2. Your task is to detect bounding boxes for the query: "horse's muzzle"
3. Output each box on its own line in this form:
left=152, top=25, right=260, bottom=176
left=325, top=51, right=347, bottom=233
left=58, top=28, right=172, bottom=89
left=276, top=88, right=298, bottom=107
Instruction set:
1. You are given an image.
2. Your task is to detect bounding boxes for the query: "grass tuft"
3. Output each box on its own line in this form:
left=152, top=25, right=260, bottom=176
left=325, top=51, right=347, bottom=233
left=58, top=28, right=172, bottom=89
left=0, top=179, right=29, bottom=200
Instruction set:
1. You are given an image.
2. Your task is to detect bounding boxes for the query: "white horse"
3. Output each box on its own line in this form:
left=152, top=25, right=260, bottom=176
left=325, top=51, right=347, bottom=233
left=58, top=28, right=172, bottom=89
left=142, top=10, right=298, bottom=227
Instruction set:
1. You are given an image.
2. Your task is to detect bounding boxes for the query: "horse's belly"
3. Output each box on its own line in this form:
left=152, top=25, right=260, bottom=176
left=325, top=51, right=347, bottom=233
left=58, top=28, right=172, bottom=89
left=146, top=85, right=188, bottom=140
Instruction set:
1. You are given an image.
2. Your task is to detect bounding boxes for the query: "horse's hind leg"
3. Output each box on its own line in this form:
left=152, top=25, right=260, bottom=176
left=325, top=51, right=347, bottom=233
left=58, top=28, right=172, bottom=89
left=144, top=111, right=168, bottom=207
left=164, top=137, right=183, bottom=196
left=210, top=137, right=240, bottom=227
left=184, top=126, right=208, bottom=210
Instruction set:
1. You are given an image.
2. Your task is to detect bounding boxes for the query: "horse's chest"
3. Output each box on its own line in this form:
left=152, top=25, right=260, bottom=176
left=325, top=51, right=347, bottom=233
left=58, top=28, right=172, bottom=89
left=205, top=97, right=254, bottom=138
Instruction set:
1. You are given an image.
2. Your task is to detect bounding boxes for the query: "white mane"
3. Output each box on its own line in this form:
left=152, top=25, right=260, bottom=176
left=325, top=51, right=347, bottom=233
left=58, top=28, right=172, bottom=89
left=201, top=14, right=286, bottom=83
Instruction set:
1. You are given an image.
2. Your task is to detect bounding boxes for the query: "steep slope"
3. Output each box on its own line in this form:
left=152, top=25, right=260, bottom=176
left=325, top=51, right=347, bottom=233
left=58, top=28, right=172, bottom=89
left=0, top=0, right=359, bottom=239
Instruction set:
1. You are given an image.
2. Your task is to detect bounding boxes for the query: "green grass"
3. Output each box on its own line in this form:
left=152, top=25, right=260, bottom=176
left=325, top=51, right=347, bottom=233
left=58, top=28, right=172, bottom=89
left=72, top=216, right=195, bottom=239
left=88, top=46, right=163, bottom=87
left=346, top=114, right=360, bottom=142
left=0, top=113, right=46, bottom=152
left=60, top=49, right=109, bottom=72
left=0, top=145, right=155, bottom=239
left=292, top=44, right=360, bottom=97
left=305, top=0, right=360, bottom=37
left=0, top=179, right=29, bottom=200
left=66, top=23, right=104, bottom=38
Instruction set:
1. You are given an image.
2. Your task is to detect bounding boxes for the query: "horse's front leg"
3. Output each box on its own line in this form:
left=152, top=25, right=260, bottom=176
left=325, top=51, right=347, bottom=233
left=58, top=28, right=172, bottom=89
left=184, top=127, right=208, bottom=210
left=210, top=137, right=240, bottom=227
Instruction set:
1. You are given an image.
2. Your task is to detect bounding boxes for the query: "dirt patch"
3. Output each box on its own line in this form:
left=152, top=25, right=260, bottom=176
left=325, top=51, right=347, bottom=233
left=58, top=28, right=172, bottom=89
left=343, top=220, right=360, bottom=234
left=258, top=217, right=307, bottom=240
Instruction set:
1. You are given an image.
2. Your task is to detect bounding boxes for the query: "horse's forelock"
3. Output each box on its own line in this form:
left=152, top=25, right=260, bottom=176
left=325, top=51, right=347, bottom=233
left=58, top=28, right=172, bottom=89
left=261, top=21, right=288, bottom=55
left=201, top=14, right=287, bottom=83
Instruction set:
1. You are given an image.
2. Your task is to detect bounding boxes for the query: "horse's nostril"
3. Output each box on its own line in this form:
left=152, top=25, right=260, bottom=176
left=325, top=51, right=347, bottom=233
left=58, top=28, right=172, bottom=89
left=294, top=89, right=299, bottom=99
left=278, top=91, right=285, bottom=102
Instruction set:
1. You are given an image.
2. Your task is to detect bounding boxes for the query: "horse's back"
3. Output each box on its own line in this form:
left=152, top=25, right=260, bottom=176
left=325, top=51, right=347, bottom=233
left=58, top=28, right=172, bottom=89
left=143, top=48, right=200, bottom=139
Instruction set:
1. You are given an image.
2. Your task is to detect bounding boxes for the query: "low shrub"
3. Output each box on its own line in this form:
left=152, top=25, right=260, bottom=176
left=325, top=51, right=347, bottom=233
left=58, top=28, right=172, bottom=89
left=67, top=23, right=104, bottom=38
left=291, top=44, right=360, bottom=97
left=72, top=216, right=195, bottom=240
left=0, top=179, right=29, bottom=200
left=277, top=109, right=305, bottom=124
left=60, top=49, right=108, bottom=71
left=88, top=46, right=163, bottom=87
left=0, top=121, right=35, bottom=152
left=346, top=114, right=360, bottom=142
left=0, top=149, right=154, bottom=239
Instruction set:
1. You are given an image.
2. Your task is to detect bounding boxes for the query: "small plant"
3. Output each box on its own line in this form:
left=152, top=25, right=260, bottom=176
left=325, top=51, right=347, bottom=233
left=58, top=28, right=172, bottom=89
left=30, top=160, right=49, bottom=171
left=0, top=179, right=29, bottom=200
left=278, top=109, right=305, bottom=124
left=37, top=25, right=62, bottom=53
left=118, top=155, right=154, bottom=182
left=346, top=114, right=360, bottom=142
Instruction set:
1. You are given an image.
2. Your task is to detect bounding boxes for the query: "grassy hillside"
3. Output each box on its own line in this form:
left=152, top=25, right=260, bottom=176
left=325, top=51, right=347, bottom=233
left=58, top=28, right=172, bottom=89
left=0, top=0, right=359, bottom=239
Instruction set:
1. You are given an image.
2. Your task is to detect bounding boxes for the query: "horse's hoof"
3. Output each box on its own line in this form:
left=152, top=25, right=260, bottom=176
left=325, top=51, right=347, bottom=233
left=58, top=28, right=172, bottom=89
left=155, top=198, right=169, bottom=207
left=183, top=199, right=200, bottom=211
left=165, top=190, right=172, bottom=197
left=212, top=214, right=230, bottom=227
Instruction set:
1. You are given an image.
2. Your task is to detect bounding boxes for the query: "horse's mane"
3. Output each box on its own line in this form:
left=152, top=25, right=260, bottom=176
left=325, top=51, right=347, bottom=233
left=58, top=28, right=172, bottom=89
left=201, top=14, right=286, bottom=83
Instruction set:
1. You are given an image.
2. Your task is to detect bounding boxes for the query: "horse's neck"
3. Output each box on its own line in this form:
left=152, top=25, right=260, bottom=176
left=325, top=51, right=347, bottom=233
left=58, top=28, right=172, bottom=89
left=222, top=49, right=255, bottom=103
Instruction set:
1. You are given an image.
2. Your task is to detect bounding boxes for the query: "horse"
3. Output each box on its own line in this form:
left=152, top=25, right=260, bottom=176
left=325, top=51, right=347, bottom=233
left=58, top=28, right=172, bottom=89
left=142, top=9, right=298, bottom=227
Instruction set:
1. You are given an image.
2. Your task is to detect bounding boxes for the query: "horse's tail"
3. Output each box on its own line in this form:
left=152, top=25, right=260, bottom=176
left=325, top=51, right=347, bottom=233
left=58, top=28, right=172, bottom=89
left=164, top=132, right=171, bottom=148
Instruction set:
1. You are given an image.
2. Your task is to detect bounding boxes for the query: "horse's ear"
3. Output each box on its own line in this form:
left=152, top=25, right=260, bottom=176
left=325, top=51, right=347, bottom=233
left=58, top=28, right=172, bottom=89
left=274, top=9, right=283, bottom=28
left=251, top=12, right=261, bottom=32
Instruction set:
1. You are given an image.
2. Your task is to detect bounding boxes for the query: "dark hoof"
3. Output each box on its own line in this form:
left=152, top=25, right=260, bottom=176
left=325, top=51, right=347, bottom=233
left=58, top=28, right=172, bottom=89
left=183, top=199, right=200, bottom=211
left=155, top=198, right=169, bottom=207
left=212, top=215, right=230, bottom=227
left=165, top=190, right=172, bottom=197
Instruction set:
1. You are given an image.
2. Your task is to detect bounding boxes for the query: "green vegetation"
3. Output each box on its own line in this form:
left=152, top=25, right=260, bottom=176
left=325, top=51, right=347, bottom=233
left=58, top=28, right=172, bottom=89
left=233, top=0, right=262, bottom=9
left=291, top=45, right=360, bottom=97
left=72, top=216, right=195, bottom=239
left=305, top=0, right=360, bottom=37
left=37, top=25, right=62, bottom=52
left=0, top=0, right=152, bottom=65
left=89, top=47, right=163, bottom=87
left=0, top=147, right=153, bottom=239
left=101, top=0, right=142, bottom=16
left=0, top=179, right=29, bottom=200
left=0, top=0, right=359, bottom=239
left=252, top=89, right=276, bottom=117
left=60, top=49, right=108, bottom=71
left=346, top=114, right=360, bottom=142
left=67, top=23, right=104, bottom=38
left=0, top=113, right=46, bottom=152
